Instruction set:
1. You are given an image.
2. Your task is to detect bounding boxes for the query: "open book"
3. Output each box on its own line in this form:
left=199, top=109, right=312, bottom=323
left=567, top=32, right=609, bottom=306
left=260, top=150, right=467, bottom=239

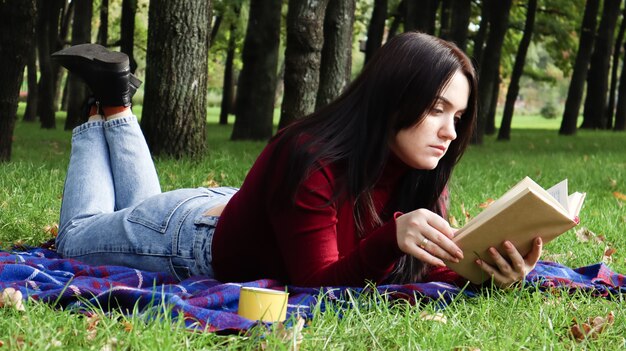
left=445, top=177, right=586, bottom=284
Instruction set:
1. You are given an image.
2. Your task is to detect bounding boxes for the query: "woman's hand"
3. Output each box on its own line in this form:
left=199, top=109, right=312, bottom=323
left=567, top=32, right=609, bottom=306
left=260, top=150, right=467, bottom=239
left=395, top=209, right=464, bottom=267
left=475, top=237, right=543, bottom=288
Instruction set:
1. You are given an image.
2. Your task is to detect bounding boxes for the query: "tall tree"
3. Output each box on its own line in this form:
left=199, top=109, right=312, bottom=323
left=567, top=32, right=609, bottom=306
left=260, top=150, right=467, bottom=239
left=219, top=4, right=240, bottom=126
left=0, top=0, right=36, bottom=162
left=23, top=40, right=38, bottom=122
left=231, top=0, right=282, bottom=140
left=614, top=28, right=626, bottom=131
left=472, top=0, right=491, bottom=66
left=97, top=0, right=109, bottom=46
left=605, top=6, right=626, bottom=129
left=387, top=0, right=404, bottom=40
left=36, top=0, right=64, bottom=129
left=141, top=0, right=211, bottom=158
left=120, top=0, right=138, bottom=73
left=581, top=0, right=622, bottom=129
left=476, top=0, right=512, bottom=143
left=364, top=0, right=387, bottom=64
left=316, top=0, right=356, bottom=109
left=449, top=0, right=472, bottom=52
left=278, top=0, right=329, bottom=129
left=498, top=0, right=538, bottom=141
left=404, top=0, right=437, bottom=34
left=439, top=0, right=452, bottom=39
left=65, top=0, right=94, bottom=131
left=559, top=0, right=600, bottom=134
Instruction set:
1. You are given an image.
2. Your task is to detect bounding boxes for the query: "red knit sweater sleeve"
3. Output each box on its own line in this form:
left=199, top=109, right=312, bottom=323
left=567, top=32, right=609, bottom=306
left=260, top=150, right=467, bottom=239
left=268, top=165, right=404, bottom=286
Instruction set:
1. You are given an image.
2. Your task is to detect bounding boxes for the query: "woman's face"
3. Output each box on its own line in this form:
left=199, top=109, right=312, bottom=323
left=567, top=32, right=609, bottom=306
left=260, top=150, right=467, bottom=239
left=390, top=70, right=470, bottom=170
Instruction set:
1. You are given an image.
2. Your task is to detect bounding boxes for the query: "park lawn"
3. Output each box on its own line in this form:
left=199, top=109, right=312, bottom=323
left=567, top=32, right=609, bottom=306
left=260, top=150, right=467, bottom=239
left=0, top=106, right=625, bottom=349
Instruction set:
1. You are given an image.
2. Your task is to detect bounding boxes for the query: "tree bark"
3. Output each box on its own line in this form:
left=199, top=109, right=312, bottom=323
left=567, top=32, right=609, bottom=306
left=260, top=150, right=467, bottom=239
left=0, top=0, right=36, bottom=162
left=475, top=0, right=512, bottom=144
left=120, top=0, right=138, bottom=73
left=97, top=0, right=109, bottom=46
left=605, top=6, right=626, bottom=129
left=65, top=0, right=93, bottom=131
left=449, top=0, right=472, bottom=52
left=387, top=0, right=404, bottom=40
left=498, top=0, right=537, bottom=141
left=405, top=0, right=437, bottom=34
left=141, top=0, right=211, bottom=158
left=231, top=0, right=282, bottom=140
left=278, top=0, right=329, bottom=129
left=614, top=31, right=626, bottom=131
left=220, top=21, right=237, bottom=125
left=560, top=0, right=600, bottom=135
left=364, top=0, right=387, bottom=65
left=23, top=41, right=39, bottom=122
left=36, top=0, right=63, bottom=129
left=581, top=0, right=622, bottom=130
left=439, top=0, right=452, bottom=40
left=316, top=0, right=356, bottom=109
left=472, top=0, right=491, bottom=66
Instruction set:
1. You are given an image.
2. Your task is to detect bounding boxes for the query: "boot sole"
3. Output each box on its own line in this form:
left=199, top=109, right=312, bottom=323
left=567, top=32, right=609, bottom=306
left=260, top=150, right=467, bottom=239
left=52, top=43, right=129, bottom=72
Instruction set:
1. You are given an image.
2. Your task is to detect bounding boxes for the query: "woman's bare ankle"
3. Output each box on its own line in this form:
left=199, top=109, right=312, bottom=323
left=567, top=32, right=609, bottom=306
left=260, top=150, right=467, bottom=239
left=103, top=106, right=132, bottom=120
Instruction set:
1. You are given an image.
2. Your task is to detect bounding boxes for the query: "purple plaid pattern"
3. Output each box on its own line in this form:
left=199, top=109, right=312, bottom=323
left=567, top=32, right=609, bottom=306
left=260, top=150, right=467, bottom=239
left=1, top=248, right=624, bottom=332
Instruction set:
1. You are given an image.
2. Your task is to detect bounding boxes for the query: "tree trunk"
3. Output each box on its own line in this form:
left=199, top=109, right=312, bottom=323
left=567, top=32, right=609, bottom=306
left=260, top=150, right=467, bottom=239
left=141, top=0, right=211, bottom=158
left=475, top=0, right=512, bottom=144
left=97, top=0, right=109, bottom=46
left=316, top=0, right=356, bottom=109
left=54, top=1, right=72, bottom=110
left=36, top=0, right=61, bottom=129
left=472, top=0, right=491, bottom=66
left=439, top=0, right=452, bottom=40
left=449, top=0, right=472, bottom=52
left=23, top=41, right=39, bottom=122
left=120, top=0, right=138, bottom=73
left=231, top=0, right=282, bottom=140
left=581, top=0, right=622, bottom=130
left=606, top=6, right=626, bottom=129
left=560, top=0, right=600, bottom=135
left=498, top=0, right=537, bottom=141
left=486, top=70, right=500, bottom=135
left=364, top=0, right=387, bottom=65
left=0, top=0, right=36, bottom=162
left=64, top=0, right=93, bottom=131
left=220, top=21, right=237, bottom=125
left=387, top=0, right=404, bottom=40
left=614, top=33, right=626, bottom=131
left=405, top=0, right=437, bottom=34
left=278, top=0, right=329, bottom=129
left=210, top=15, right=222, bottom=49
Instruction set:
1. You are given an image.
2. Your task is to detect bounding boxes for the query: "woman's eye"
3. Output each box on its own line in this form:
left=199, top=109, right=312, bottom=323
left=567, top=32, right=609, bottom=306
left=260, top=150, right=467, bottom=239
left=454, top=116, right=462, bottom=124
left=431, top=107, right=444, bottom=115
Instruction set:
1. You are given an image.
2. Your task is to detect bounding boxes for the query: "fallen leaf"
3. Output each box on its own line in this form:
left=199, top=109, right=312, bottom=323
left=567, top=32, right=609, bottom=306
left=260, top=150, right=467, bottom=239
left=100, top=337, right=119, bottom=351
left=449, top=215, right=460, bottom=228
left=602, top=247, right=617, bottom=264
left=0, top=288, right=25, bottom=311
left=608, top=178, right=617, bottom=188
left=122, top=321, right=133, bottom=333
left=86, top=314, right=101, bottom=341
left=575, top=227, right=604, bottom=244
left=613, top=192, right=626, bottom=201
left=44, top=223, right=59, bottom=237
left=478, top=198, right=495, bottom=209
left=261, top=317, right=305, bottom=350
left=419, top=311, right=447, bottom=324
left=569, top=311, right=615, bottom=342
left=460, top=203, right=471, bottom=222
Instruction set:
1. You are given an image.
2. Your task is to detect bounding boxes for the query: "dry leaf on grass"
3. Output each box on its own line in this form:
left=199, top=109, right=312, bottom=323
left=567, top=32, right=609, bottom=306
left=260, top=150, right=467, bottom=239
left=0, top=288, right=25, bottom=311
left=478, top=198, right=494, bottom=209
left=261, top=317, right=305, bottom=351
left=86, top=314, right=101, bottom=341
left=419, top=311, right=447, bottom=324
left=44, top=223, right=59, bottom=237
left=613, top=192, right=626, bottom=201
left=575, top=227, right=605, bottom=244
left=602, top=247, right=617, bottom=264
left=569, top=311, right=615, bottom=341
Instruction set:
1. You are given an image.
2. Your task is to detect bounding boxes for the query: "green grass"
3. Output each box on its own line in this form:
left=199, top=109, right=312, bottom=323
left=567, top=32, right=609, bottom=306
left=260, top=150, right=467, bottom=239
left=1, top=105, right=626, bottom=349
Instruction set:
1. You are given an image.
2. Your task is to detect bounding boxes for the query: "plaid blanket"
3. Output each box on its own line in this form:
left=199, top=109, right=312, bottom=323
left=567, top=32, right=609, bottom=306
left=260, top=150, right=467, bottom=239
left=0, top=247, right=624, bottom=332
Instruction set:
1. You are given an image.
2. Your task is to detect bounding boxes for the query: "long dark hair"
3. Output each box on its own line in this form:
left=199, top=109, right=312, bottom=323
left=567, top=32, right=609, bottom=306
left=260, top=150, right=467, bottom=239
left=273, top=32, right=478, bottom=283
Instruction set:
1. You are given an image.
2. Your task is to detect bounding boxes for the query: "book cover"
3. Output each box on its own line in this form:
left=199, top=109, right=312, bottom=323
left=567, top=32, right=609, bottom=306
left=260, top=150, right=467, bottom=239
left=445, top=177, right=584, bottom=284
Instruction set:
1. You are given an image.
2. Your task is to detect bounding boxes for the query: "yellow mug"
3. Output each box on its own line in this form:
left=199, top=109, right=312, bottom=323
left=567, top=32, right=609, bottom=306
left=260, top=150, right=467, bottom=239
left=237, top=286, right=289, bottom=322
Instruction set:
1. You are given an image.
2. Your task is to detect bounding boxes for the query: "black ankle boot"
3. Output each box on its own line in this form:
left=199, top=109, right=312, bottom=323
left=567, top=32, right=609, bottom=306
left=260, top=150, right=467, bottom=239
left=52, top=44, right=141, bottom=107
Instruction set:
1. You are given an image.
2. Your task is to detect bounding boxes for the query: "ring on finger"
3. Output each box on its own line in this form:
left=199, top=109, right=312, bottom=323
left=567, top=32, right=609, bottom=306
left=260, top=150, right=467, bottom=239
left=419, top=237, right=429, bottom=249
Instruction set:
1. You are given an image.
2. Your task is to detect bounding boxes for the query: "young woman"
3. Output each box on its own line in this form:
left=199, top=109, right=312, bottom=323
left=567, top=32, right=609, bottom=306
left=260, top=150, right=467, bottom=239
left=53, top=32, right=542, bottom=288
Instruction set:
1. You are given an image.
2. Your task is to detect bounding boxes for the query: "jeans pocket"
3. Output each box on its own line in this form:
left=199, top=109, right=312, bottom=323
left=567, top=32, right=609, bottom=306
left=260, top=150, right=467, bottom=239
left=127, top=188, right=212, bottom=233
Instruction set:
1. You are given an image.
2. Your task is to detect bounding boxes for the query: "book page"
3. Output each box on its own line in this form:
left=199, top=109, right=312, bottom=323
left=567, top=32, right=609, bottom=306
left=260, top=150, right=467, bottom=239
left=546, top=179, right=569, bottom=210
left=568, top=192, right=586, bottom=217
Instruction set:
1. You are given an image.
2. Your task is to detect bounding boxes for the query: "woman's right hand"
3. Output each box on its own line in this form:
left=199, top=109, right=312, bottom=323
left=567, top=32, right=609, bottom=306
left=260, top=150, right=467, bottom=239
left=395, top=209, right=464, bottom=267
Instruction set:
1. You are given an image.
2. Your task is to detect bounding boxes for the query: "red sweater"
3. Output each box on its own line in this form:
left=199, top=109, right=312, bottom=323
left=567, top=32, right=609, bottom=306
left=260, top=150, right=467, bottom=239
left=212, top=135, right=409, bottom=287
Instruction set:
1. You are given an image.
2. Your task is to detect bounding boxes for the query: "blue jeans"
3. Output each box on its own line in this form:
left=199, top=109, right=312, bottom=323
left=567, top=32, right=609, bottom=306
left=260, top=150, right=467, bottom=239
left=56, top=116, right=236, bottom=280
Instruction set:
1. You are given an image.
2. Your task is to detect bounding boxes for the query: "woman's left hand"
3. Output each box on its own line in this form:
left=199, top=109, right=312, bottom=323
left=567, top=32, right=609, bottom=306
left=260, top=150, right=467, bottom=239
left=475, top=237, right=543, bottom=288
